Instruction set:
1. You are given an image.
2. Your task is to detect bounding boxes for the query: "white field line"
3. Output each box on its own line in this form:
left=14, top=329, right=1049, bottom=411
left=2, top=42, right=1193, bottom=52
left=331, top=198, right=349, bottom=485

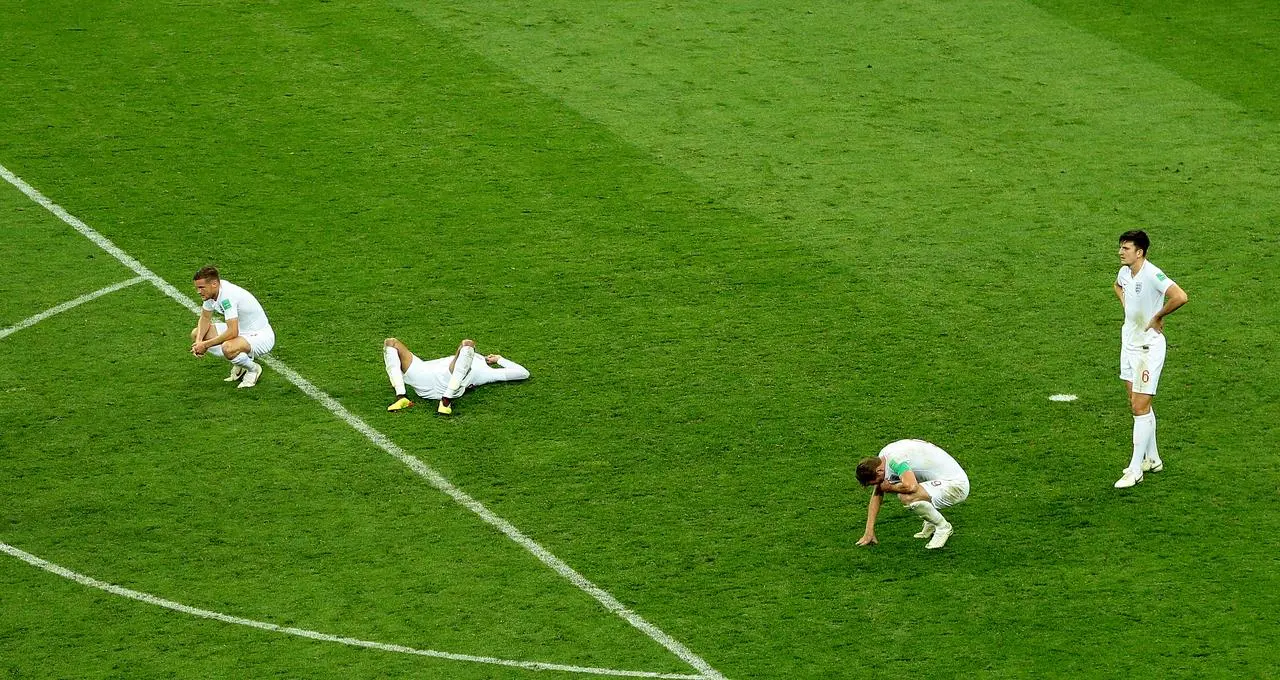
left=0, top=542, right=704, bottom=680
left=0, top=162, right=727, bottom=680
left=0, top=166, right=201, bottom=315
left=0, top=276, right=146, bottom=341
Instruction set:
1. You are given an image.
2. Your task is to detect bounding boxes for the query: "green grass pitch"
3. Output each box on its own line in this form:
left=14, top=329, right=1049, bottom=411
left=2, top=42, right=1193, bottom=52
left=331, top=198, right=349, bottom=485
left=2, top=1, right=1278, bottom=678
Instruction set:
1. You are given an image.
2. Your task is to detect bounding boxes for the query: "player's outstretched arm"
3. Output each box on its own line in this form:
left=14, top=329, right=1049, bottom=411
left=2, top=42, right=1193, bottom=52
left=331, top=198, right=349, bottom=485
left=856, top=488, right=883, bottom=546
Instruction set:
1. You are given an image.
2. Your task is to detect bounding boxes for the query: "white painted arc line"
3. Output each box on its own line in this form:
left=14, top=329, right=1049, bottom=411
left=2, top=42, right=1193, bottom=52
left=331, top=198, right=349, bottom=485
left=0, top=162, right=727, bottom=680
left=0, top=276, right=146, bottom=341
left=0, top=542, right=705, bottom=680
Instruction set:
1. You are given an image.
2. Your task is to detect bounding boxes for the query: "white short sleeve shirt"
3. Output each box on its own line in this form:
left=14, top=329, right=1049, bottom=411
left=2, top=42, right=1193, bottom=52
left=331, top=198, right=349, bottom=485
left=1116, top=262, right=1174, bottom=348
left=879, top=439, right=967, bottom=483
left=202, top=280, right=271, bottom=333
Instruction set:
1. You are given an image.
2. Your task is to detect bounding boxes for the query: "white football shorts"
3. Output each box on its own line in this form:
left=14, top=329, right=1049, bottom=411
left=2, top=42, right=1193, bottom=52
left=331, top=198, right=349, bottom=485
left=213, top=322, right=275, bottom=358
left=402, top=354, right=452, bottom=399
left=402, top=353, right=516, bottom=399
left=1119, top=335, right=1166, bottom=396
left=921, top=477, right=970, bottom=509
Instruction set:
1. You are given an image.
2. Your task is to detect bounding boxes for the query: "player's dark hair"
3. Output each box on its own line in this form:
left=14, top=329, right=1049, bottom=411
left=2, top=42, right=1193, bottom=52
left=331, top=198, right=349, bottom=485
left=193, top=266, right=220, bottom=282
left=1118, top=230, right=1150, bottom=257
left=855, top=457, right=882, bottom=486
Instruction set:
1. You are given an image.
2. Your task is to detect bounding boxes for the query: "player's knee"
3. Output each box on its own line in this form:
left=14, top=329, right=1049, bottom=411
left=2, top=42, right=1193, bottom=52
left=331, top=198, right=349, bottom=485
left=384, top=337, right=398, bottom=348
left=190, top=327, right=199, bottom=341
left=461, top=339, right=475, bottom=348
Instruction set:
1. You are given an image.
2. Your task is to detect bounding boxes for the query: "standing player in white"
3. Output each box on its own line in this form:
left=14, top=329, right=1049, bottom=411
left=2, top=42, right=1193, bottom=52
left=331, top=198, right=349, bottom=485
left=190, top=266, right=275, bottom=388
left=854, top=439, right=970, bottom=550
left=1113, top=230, right=1188, bottom=489
left=382, top=337, right=529, bottom=414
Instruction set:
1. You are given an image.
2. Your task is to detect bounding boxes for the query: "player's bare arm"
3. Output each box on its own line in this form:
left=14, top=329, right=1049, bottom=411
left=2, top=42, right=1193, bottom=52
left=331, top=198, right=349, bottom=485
left=1145, top=283, right=1188, bottom=333
left=857, top=488, right=884, bottom=546
left=192, top=309, right=214, bottom=356
left=196, top=317, right=240, bottom=354
left=1114, top=282, right=1124, bottom=304
left=880, top=470, right=920, bottom=495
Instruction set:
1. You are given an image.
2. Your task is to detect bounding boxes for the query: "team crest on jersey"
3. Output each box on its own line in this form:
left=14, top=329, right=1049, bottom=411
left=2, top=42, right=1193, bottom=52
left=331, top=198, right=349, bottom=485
left=1157, top=273, right=1166, bottom=281
left=220, top=299, right=231, bottom=311
left=1134, top=282, right=1143, bottom=294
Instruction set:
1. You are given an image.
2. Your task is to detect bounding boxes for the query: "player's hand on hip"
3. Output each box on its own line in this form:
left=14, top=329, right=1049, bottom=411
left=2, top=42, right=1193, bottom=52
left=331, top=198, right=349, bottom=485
left=1145, top=317, right=1164, bottom=334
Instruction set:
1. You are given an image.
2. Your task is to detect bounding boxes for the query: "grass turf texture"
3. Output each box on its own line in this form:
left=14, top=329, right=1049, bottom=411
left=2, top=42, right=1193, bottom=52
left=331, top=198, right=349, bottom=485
left=1, top=0, right=1278, bottom=678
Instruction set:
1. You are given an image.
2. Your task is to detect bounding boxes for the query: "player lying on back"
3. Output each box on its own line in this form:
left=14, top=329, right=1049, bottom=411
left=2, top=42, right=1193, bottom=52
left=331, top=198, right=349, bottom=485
left=382, top=337, right=529, bottom=414
left=854, top=439, right=971, bottom=550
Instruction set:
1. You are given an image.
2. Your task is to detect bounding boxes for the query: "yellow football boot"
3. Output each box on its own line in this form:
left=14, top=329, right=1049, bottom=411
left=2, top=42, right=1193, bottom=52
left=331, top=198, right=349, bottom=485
left=387, top=397, right=414, bottom=412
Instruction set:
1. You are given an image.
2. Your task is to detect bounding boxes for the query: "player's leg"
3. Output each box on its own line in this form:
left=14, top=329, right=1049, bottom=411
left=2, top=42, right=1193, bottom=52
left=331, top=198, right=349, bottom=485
left=1115, top=381, right=1152, bottom=488
left=897, top=486, right=950, bottom=547
left=1135, top=341, right=1166, bottom=472
left=383, top=338, right=415, bottom=411
left=222, top=336, right=263, bottom=388
left=1115, top=347, right=1148, bottom=488
left=439, top=339, right=476, bottom=414
left=1145, top=407, right=1163, bottom=472
left=445, top=340, right=476, bottom=394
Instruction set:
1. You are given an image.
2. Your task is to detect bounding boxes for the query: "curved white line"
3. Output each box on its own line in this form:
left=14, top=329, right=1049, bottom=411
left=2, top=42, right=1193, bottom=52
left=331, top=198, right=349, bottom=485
left=0, top=542, right=705, bottom=680
left=0, top=162, right=726, bottom=679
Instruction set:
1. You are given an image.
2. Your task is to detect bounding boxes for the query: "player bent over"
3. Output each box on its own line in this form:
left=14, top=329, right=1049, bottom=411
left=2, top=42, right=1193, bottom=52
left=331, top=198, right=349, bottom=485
left=382, top=337, right=529, bottom=414
left=855, top=439, right=970, bottom=550
left=1113, top=230, right=1188, bottom=489
left=190, top=266, right=275, bottom=388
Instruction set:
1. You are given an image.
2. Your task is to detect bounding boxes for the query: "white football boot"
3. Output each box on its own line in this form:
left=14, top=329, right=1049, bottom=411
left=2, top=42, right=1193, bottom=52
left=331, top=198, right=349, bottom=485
left=1114, top=469, right=1143, bottom=488
left=224, top=365, right=247, bottom=382
left=925, top=522, right=953, bottom=549
left=237, top=363, right=262, bottom=388
left=913, top=521, right=936, bottom=539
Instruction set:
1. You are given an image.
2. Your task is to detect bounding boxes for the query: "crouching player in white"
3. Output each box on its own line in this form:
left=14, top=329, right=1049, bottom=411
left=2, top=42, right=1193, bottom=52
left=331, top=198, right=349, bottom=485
left=382, top=337, right=529, bottom=414
left=1113, top=230, right=1188, bottom=489
left=855, top=439, right=970, bottom=550
left=190, top=266, right=275, bottom=388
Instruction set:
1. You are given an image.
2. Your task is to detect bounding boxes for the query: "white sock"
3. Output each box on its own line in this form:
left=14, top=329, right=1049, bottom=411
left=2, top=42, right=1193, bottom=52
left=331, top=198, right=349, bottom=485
left=445, top=345, right=475, bottom=398
left=1146, top=409, right=1161, bottom=464
left=908, top=500, right=946, bottom=527
left=208, top=345, right=225, bottom=359
left=1129, top=412, right=1155, bottom=474
left=384, top=347, right=406, bottom=397
left=231, top=353, right=255, bottom=369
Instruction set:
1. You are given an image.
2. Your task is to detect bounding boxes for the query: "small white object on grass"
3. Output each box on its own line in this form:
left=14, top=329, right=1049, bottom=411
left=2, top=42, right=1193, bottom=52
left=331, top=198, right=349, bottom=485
left=1048, top=394, right=1078, bottom=402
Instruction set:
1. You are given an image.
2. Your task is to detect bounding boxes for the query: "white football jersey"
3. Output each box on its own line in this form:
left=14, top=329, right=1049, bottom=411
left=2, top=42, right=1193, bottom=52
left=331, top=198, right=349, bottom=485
left=879, top=439, right=967, bottom=483
left=202, top=280, right=271, bottom=333
left=1116, top=262, right=1174, bottom=348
